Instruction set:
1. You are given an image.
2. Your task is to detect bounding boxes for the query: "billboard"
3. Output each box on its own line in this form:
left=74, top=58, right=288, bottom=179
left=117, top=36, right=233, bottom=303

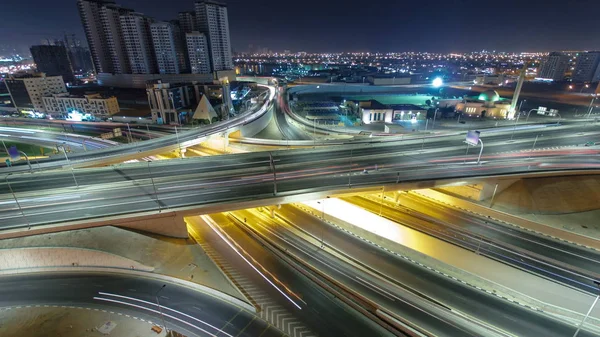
left=465, top=130, right=480, bottom=146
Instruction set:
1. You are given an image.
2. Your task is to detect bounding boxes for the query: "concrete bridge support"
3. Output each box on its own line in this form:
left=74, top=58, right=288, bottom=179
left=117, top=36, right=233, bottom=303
left=0, top=211, right=189, bottom=240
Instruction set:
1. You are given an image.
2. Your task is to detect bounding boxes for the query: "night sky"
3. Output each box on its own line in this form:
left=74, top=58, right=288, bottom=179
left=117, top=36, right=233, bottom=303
left=2, top=0, right=600, bottom=54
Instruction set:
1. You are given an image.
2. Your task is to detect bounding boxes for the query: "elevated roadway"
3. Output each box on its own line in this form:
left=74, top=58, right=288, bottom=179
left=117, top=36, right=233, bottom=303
left=0, top=126, right=118, bottom=152
left=0, top=85, right=275, bottom=172
left=0, top=133, right=599, bottom=236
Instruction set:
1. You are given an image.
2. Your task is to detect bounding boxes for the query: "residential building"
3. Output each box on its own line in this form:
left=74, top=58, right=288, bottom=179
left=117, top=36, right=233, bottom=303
left=186, top=32, right=211, bottom=74
left=120, top=13, right=157, bottom=74
left=178, top=11, right=197, bottom=33
left=30, top=45, right=75, bottom=83
left=96, top=71, right=235, bottom=88
left=5, top=74, right=67, bottom=112
left=151, top=21, right=187, bottom=74
left=537, top=52, right=569, bottom=81
left=68, top=46, right=94, bottom=73
left=146, top=80, right=205, bottom=124
left=77, top=0, right=134, bottom=74
left=572, top=51, right=600, bottom=83
left=42, top=93, right=120, bottom=118
left=195, top=1, right=233, bottom=71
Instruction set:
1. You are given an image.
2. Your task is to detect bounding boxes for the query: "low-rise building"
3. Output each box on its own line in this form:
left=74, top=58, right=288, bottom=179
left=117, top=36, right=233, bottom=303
left=146, top=80, right=220, bottom=124
left=5, top=73, right=67, bottom=113
left=455, top=89, right=511, bottom=119
left=42, top=93, right=120, bottom=119
left=359, top=100, right=426, bottom=124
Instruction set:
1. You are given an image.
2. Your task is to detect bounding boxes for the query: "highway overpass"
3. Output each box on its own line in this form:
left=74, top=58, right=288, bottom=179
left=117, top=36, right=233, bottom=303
left=0, top=133, right=598, bottom=239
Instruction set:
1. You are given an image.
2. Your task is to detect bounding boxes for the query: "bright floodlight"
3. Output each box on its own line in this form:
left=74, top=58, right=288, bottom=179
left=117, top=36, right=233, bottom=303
left=432, top=77, right=443, bottom=88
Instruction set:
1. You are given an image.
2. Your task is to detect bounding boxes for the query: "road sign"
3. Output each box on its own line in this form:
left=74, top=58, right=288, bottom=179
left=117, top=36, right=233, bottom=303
left=100, top=132, right=114, bottom=139
left=537, top=106, right=547, bottom=115
left=465, top=130, right=480, bottom=146
left=8, top=146, right=20, bottom=160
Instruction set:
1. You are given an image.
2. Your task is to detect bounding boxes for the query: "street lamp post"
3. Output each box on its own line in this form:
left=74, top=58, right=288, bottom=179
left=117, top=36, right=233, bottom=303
left=5, top=174, right=30, bottom=229
left=572, top=282, right=600, bottom=337
left=147, top=161, right=161, bottom=213
left=510, top=111, right=521, bottom=141
left=348, top=148, right=353, bottom=188
left=155, top=284, right=169, bottom=334
left=126, top=123, right=133, bottom=144
left=61, top=146, right=79, bottom=188
left=476, top=138, right=484, bottom=165
left=518, top=99, right=526, bottom=114
left=587, top=96, right=597, bottom=118
left=316, top=200, right=325, bottom=248
left=174, top=126, right=182, bottom=159
left=526, top=109, right=538, bottom=122
left=1, top=140, right=8, bottom=155
left=18, top=151, right=32, bottom=173
left=529, top=134, right=540, bottom=159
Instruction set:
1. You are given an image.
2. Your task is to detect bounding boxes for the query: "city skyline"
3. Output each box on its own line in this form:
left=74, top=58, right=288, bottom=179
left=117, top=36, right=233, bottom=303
left=2, top=0, right=600, bottom=56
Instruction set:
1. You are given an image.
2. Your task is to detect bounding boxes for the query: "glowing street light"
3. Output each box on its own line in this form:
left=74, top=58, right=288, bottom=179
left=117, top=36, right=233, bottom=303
left=432, top=77, right=443, bottom=88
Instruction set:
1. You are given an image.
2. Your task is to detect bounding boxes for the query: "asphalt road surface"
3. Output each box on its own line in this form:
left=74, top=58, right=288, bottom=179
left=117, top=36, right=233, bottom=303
left=231, top=208, right=501, bottom=337
left=345, top=194, right=600, bottom=294
left=272, top=204, right=600, bottom=337
left=0, top=272, right=281, bottom=337
left=205, top=213, right=389, bottom=337
left=0, top=126, right=599, bottom=230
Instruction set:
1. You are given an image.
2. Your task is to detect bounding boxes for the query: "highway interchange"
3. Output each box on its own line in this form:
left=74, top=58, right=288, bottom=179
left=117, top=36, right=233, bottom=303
left=1, top=121, right=600, bottom=230
left=1, top=84, right=600, bottom=336
left=231, top=204, right=600, bottom=337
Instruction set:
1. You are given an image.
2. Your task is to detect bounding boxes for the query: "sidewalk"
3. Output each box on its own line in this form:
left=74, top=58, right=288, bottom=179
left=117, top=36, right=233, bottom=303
left=0, top=306, right=167, bottom=337
left=0, top=226, right=245, bottom=302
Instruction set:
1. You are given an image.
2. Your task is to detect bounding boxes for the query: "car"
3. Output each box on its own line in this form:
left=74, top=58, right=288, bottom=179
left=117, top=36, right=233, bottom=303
left=361, top=169, right=368, bottom=174
left=584, top=141, right=595, bottom=147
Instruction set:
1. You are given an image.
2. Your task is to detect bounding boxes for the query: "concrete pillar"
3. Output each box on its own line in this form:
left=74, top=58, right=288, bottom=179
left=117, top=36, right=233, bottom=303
left=119, top=212, right=188, bottom=238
